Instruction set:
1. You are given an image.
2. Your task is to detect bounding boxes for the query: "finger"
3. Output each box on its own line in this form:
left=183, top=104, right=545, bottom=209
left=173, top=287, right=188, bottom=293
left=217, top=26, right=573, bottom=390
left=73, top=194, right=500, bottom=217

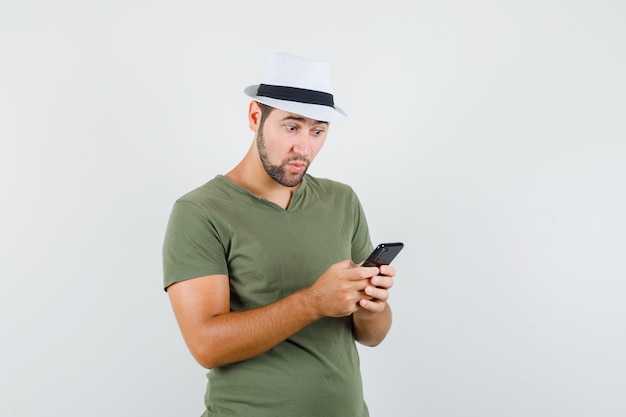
left=358, top=298, right=385, bottom=313
left=364, top=285, right=389, bottom=302
left=378, top=264, right=396, bottom=277
left=370, top=275, right=393, bottom=290
left=352, top=266, right=379, bottom=280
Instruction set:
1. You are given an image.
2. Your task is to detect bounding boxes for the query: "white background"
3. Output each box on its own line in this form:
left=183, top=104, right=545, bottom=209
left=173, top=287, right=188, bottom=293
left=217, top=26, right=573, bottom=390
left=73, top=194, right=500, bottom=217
left=1, top=1, right=625, bottom=416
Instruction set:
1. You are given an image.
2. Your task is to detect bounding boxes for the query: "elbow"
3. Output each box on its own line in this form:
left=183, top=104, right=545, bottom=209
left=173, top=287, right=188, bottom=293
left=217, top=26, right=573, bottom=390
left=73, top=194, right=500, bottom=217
left=187, top=339, right=225, bottom=370
left=192, top=354, right=218, bottom=370
left=356, top=335, right=386, bottom=348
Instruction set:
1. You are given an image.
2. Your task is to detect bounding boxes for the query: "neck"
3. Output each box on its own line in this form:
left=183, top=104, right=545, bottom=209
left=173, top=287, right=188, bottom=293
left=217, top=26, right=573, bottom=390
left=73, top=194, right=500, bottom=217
left=225, top=143, right=299, bottom=209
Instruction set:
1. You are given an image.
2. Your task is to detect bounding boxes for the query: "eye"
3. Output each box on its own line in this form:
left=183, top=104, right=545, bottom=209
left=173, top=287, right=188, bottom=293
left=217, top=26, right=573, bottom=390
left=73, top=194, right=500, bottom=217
left=312, top=128, right=325, bottom=136
left=284, top=124, right=298, bottom=132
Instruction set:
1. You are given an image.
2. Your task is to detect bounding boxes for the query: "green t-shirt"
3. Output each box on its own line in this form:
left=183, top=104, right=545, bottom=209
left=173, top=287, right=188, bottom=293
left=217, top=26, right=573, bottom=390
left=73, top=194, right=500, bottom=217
left=163, top=174, right=374, bottom=417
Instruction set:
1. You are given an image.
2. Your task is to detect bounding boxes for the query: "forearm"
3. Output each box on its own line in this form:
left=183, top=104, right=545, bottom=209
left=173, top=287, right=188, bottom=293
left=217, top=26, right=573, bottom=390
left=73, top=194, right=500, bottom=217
left=189, top=289, right=320, bottom=369
left=352, top=303, right=392, bottom=347
left=171, top=260, right=380, bottom=368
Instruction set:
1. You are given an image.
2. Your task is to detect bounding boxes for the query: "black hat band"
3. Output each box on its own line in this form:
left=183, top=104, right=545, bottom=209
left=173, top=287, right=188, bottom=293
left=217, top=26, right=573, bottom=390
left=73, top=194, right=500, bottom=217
left=256, top=84, right=335, bottom=108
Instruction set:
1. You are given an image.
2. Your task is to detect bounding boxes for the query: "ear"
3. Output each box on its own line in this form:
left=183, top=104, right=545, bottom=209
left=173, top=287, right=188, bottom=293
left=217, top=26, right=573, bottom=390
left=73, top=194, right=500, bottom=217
left=248, top=101, right=262, bottom=132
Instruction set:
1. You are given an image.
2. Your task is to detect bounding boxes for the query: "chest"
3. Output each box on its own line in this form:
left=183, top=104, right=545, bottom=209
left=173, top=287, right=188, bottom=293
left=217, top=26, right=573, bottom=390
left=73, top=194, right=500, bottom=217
left=220, top=203, right=355, bottom=309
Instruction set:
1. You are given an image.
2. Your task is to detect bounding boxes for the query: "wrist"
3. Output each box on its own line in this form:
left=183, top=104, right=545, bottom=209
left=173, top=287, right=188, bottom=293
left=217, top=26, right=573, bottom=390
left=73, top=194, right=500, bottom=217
left=290, top=288, right=324, bottom=322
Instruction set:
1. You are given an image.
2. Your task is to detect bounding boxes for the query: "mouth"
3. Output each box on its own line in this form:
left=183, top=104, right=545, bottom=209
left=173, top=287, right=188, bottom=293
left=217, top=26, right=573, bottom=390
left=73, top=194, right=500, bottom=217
left=288, top=163, right=306, bottom=173
left=285, top=159, right=309, bottom=174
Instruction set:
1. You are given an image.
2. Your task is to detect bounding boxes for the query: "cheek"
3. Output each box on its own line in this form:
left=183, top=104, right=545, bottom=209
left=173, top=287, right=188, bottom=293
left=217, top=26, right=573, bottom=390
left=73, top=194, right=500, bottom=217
left=311, top=138, right=326, bottom=156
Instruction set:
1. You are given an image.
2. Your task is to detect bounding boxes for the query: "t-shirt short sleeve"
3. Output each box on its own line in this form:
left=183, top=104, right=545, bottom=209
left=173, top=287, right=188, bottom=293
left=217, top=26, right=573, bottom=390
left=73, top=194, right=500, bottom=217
left=162, top=199, right=229, bottom=290
left=350, top=192, right=374, bottom=263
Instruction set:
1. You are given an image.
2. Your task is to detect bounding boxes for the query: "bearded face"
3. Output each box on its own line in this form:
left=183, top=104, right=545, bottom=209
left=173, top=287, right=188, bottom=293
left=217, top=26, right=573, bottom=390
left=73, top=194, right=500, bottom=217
left=256, top=127, right=311, bottom=187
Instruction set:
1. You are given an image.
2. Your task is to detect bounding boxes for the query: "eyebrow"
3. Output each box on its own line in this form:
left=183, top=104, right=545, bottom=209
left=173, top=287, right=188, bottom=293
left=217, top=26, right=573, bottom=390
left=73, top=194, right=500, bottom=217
left=280, top=115, right=329, bottom=126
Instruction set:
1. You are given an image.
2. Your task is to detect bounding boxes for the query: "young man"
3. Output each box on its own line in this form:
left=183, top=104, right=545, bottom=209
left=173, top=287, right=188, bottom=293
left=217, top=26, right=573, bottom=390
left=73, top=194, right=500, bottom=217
left=163, top=53, right=396, bottom=417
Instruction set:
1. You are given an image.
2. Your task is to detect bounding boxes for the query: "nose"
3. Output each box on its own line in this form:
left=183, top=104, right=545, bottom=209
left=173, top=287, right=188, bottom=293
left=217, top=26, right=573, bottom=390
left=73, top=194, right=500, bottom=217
left=292, top=133, right=312, bottom=157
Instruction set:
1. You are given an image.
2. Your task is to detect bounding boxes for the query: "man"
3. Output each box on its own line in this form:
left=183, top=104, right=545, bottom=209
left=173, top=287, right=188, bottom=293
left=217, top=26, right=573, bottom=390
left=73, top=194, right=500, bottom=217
left=163, top=53, right=396, bottom=417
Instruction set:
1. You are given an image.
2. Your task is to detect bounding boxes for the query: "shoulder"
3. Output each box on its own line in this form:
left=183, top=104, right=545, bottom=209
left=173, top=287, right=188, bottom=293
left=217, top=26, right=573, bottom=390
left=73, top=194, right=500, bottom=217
left=173, top=175, right=249, bottom=212
left=304, top=174, right=357, bottom=196
left=301, top=175, right=364, bottom=213
left=176, top=176, right=229, bottom=203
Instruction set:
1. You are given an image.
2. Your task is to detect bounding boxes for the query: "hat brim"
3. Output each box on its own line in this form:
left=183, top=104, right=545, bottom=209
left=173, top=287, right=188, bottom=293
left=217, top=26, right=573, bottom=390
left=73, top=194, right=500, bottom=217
left=244, top=85, right=346, bottom=122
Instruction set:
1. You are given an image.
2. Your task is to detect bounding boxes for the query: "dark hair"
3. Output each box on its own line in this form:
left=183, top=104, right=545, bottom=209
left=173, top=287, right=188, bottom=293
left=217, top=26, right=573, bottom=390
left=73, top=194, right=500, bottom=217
left=257, top=102, right=275, bottom=132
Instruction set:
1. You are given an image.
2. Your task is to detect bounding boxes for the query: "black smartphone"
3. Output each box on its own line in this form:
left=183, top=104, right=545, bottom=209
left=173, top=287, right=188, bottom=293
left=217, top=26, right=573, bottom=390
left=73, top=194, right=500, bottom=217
left=362, top=242, right=404, bottom=267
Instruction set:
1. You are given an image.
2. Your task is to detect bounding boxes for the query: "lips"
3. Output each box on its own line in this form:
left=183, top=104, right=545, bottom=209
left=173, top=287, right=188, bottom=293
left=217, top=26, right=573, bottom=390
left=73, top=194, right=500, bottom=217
left=288, top=163, right=305, bottom=173
left=285, top=159, right=308, bottom=173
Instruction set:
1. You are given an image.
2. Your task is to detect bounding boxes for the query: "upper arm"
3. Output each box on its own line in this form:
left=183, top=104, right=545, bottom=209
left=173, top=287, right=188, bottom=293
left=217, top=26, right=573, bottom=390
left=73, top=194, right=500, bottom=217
left=167, top=274, right=230, bottom=353
left=162, top=200, right=229, bottom=290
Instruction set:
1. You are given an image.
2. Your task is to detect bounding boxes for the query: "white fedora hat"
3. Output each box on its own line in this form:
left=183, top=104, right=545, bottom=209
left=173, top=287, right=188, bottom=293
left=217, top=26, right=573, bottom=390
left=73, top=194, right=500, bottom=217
left=244, top=53, right=347, bottom=122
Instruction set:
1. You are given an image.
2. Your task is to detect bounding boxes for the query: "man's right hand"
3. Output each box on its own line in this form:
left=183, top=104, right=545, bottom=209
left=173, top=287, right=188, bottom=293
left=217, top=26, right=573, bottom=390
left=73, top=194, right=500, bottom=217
left=305, top=260, right=380, bottom=318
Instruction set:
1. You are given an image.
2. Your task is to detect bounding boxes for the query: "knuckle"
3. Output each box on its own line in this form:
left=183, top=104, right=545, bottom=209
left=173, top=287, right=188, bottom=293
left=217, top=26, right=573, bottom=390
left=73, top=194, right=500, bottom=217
left=357, top=268, right=372, bottom=279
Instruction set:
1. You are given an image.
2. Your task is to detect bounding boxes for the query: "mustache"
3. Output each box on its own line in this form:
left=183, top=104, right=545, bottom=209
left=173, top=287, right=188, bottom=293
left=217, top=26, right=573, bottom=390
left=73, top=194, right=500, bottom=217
left=283, top=158, right=310, bottom=166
